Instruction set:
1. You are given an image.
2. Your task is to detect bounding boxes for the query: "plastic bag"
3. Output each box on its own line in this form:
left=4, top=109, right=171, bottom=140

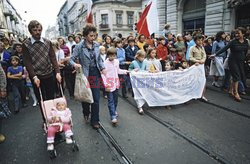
left=74, top=69, right=94, bottom=103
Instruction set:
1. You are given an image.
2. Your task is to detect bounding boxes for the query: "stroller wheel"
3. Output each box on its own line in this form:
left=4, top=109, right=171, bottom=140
left=72, top=143, right=79, bottom=152
left=49, top=149, right=57, bottom=159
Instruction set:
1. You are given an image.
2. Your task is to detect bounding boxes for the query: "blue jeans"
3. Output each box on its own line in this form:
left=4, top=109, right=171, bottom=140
left=107, top=89, right=118, bottom=120
left=82, top=66, right=101, bottom=125
left=238, top=81, right=245, bottom=93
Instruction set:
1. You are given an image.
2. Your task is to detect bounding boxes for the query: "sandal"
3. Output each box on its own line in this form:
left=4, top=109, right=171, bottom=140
left=233, top=94, right=241, bottom=102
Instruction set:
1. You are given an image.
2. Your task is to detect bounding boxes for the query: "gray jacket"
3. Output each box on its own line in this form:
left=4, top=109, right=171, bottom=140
left=0, top=64, right=7, bottom=92
left=70, top=40, right=105, bottom=76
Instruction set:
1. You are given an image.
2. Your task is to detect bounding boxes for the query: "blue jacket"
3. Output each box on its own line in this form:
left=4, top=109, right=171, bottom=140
left=186, top=39, right=195, bottom=61
left=69, top=40, right=105, bottom=76
left=125, top=45, right=139, bottom=61
left=116, top=47, right=126, bottom=65
left=0, top=51, right=10, bottom=68
left=128, top=60, right=147, bottom=71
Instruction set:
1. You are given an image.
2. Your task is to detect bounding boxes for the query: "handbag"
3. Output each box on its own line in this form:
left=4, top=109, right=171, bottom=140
left=74, top=69, right=94, bottom=103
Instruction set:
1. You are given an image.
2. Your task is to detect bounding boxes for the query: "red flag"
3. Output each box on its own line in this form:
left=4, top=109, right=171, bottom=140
left=86, top=0, right=93, bottom=24
left=136, top=0, right=159, bottom=37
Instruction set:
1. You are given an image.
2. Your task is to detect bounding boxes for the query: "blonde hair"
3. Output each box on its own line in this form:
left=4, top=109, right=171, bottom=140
left=51, top=40, right=60, bottom=50
left=99, top=45, right=105, bottom=51
left=135, top=50, right=145, bottom=59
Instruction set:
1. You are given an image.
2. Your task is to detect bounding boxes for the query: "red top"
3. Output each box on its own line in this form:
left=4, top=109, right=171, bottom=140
left=176, top=54, right=183, bottom=62
left=156, top=44, right=168, bottom=61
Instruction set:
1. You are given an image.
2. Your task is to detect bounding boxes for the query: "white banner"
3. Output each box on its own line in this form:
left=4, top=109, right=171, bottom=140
left=130, top=65, right=206, bottom=107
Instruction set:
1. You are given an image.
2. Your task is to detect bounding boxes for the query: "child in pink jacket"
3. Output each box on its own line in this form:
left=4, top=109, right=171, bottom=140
left=102, top=47, right=128, bottom=125
left=47, top=98, right=73, bottom=150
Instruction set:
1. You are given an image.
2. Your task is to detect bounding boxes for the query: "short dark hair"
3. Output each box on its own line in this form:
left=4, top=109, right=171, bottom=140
left=68, top=34, right=75, bottom=40
left=114, top=38, right=122, bottom=47
left=236, top=27, right=247, bottom=35
left=28, top=20, right=43, bottom=33
left=104, top=35, right=112, bottom=43
left=128, top=38, right=135, bottom=44
left=138, top=34, right=145, bottom=41
left=10, top=55, right=20, bottom=62
left=158, top=36, right=165, bottom=41
left=215, top=31, right=225, bottom=42
left=82, top=24, right=97, bottom=37
left=143, top=43, right=149, bottom=52
left=194, top=34, right=204, bottom=42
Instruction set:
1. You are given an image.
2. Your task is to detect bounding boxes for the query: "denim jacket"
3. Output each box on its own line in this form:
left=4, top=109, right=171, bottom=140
left=69, top=40, right=105, bottom=76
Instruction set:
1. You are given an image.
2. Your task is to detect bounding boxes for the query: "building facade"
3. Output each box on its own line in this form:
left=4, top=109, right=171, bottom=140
left=45, top=25, right=60, bottom=40
left=143, top=0, right=250, bottom=36
left=92, top=0, right=141, bottom=38
left=57, top=1, right=69, bottom=37
left=0, top=0, right=27, bottom=39
left=57, top=0, right=142, bottom=38
left=67, top=0, right=85, bottom=34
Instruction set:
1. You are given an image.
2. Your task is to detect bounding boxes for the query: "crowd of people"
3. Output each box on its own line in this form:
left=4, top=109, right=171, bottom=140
left=0, top=21, right=250, bottom=146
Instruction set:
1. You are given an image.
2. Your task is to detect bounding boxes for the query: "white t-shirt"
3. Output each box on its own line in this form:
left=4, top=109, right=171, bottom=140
left=56, top=49, right=65, bottom=62
left=0, top=52, right=3, bottom=61
left=66, top=41, right=76, bottom=55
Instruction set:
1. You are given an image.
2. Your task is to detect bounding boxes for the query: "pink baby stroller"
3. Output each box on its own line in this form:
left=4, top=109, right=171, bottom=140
left=39, top=85, right=79, bottom=159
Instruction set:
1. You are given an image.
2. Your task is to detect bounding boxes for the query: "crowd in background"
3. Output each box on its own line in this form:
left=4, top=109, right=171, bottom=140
left=1, top=22, right=250, bottom=142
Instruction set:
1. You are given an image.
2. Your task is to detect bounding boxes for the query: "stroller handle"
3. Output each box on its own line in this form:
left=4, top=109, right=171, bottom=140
left=38, top=83, right=64, bottom=102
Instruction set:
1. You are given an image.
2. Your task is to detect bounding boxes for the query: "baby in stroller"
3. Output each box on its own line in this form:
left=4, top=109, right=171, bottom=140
left=47, top=98, right=73, bottom=151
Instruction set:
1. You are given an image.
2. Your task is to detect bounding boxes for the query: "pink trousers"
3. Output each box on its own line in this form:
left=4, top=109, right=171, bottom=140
left=47, top=124, right=73, bottom=143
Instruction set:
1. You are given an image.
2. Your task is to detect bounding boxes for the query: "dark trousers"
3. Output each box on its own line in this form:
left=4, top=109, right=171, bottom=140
left=32, top=75, right=55, bottom=122
left=223, top=69, right=231, bottom=90
left=119, top=65, right=127, bottom=96
left=55, top=69, right=64, bottom=96
left=107, top=89, right=118, bottom=120
left=12, top=80, right=26, bottom=111
left=119, top=74, right=127, bottom=96
left=64, top=70, right=76, bottom=97
left=160, top=60, right=166, bottom=71
left=81, top=67, right=101, bottom=125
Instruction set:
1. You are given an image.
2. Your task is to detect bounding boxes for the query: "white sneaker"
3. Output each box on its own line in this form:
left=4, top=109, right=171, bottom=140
left=66, top=137, right=73, bottom=144
left=33, top=101, right=37, bottom=107
left=212, top=81, right=220, bottom=88
left=47, top=144, right=54, bottom=151
left=138, top=108, right=144, bottom=115
left=111, top=118, right=118, bottom=124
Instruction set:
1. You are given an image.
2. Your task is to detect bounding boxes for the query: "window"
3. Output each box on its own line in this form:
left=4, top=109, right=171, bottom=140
left=116, top=13, right=122, bottom=25
left=127, top=12, right=134, bottom=26
left=182, top=0, right=205, bottom=33
left=101, top=14, right=108, bottom=25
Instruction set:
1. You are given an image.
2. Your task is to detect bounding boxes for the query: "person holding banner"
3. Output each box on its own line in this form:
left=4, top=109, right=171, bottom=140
left=189, top=35, right=208, bottom=102
left=145, top=48, right=162, bottom=73
left=129, top=50, right=147, bottom=114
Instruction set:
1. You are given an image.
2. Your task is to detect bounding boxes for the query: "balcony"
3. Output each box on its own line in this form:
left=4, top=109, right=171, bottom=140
left=99, top=24, right=110, bottom=31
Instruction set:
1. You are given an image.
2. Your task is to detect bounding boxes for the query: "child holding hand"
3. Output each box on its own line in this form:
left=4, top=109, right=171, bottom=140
left=102, top=47, right=128, bottom=125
